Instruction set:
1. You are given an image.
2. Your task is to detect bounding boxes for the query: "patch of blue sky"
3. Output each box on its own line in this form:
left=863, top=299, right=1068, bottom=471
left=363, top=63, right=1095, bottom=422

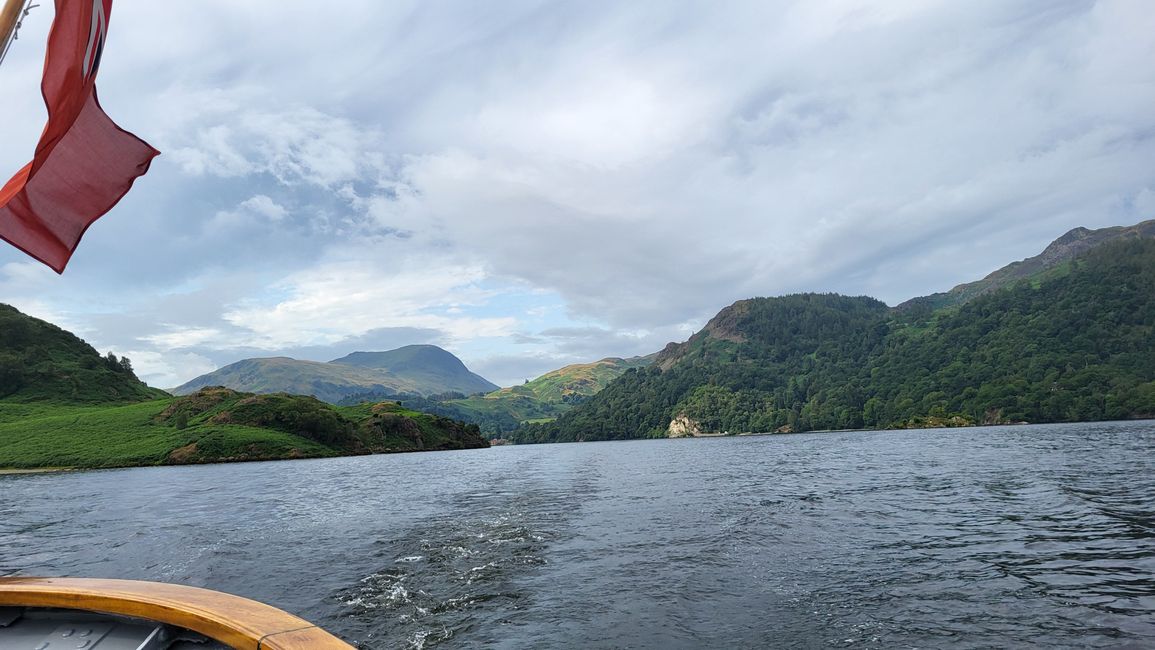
left=433, top=278, right=573, bottom=332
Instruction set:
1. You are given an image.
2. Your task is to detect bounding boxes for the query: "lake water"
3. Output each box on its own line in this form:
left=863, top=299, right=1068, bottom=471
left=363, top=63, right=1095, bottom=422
left=2, top=421, right=1154, bottom=649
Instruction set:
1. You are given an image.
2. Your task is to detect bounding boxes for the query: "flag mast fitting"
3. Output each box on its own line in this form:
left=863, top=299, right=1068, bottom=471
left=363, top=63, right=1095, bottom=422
left=0, top=0, right=38, bottom=68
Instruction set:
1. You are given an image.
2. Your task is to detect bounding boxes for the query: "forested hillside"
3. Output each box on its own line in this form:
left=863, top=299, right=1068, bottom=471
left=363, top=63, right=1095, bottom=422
left=512, top=238, right=1155, bottom=443
left=869, top=238, right=1155, bottom=425
left=0, top=304, right=164, bottom=403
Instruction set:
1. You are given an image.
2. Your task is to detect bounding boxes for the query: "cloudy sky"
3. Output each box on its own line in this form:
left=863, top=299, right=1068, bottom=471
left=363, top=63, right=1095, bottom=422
left=1, top=0, right=1152, bottom=389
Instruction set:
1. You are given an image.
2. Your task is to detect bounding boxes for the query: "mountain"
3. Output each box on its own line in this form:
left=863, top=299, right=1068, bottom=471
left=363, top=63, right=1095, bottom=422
left=173, top=345, right=497, bottom=403
left=330, top=345, right=499, bottom=395
left=897, top=219, right=1155, bottom=313
left=0, top=303, right=164, bottom=404
left=341, top=355, right=655, bottom=434
left=512, top=224, right=1155, bottom=444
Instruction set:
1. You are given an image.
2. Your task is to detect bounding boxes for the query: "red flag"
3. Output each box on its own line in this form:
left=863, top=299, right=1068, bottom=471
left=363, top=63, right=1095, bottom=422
left=0, top=0, right=158, bottom=273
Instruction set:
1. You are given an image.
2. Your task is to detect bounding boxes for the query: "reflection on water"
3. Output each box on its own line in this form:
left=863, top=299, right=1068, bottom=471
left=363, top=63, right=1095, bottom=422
left=2, top=421, right=1153, bottom=648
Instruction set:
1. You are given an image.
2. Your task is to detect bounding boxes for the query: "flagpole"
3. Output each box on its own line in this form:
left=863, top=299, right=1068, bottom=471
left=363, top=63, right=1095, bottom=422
left=0, top=0, right=26, bottom=64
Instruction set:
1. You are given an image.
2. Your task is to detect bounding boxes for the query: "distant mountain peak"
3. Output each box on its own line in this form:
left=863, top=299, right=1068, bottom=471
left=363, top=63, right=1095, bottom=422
left=331, top=345, right=469, bottom=372
left=1052, top=225, right=1092, bottom=245
left=896, top=218, right=1155, bottom=312
left=174, top=344, right=497, bottom=402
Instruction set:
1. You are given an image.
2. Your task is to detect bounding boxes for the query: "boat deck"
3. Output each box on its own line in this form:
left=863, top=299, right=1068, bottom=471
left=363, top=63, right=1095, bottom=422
left=0, top=577, right=354, bottom=649
left=0, top=606, right=229, bottom=649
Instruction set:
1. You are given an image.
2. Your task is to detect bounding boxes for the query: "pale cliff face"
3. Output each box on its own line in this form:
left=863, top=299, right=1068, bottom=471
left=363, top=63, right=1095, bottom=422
left=667, top=414, right=703, bottom=438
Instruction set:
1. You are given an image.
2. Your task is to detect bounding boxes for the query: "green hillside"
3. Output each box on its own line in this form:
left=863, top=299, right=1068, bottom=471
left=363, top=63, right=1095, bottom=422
left=172, top=357, right=410, bottom=403
left=0, top=304, right=165, bottom=403
left=488, top=356, right=654, bottom=403
left=330, top=345, right=499, bottom=395
left=0, top=304, right=489, bottom=469
left=513, top=236, right=1155, bottom=443
left=0, top=387, right=489, bottom=470
left=868, top=238, right=1155, bottom=425
left=897, top=219, right=1155, bottom=313
left=344, top=355, right=654, bottom=434
left=173, top=345, right=498, bottom=403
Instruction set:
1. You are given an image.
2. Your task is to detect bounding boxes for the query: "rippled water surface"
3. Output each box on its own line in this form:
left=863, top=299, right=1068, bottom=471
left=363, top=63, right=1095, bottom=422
left=3, top=421, right=1154, bottom=648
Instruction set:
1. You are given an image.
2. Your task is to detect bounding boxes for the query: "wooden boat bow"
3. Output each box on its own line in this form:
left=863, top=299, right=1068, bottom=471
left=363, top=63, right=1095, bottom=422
left=0, top=576, right=354, bottom=649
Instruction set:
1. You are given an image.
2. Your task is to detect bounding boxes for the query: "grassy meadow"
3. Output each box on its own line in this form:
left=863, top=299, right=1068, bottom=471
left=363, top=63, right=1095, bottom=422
left=0, top=399, right=338, bottom=469
left=0, top=389, right=488, bottom=470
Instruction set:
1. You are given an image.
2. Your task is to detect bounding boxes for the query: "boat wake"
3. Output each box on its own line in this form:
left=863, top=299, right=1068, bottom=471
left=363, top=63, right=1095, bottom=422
left=333, top=489, right=567, bottom=649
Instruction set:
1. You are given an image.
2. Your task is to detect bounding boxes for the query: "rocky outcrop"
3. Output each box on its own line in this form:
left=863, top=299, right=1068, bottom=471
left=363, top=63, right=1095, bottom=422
left=655, top=301, right=751, bottom=371
left=667, top=414, right=703, bottom=438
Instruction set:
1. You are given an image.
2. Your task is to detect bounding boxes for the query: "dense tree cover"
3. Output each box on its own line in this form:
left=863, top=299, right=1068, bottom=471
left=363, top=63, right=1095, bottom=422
left=514, top=294, right=890, bottom=442
left=0, top=304, right=164, bottom=403
left=512, top=239, right=1155, bottom=443
left=869, top=238, right=1155, bottom=425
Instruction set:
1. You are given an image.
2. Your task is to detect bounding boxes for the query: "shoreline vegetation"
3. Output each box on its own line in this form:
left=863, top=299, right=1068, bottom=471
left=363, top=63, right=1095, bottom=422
left=15, top=416, right=1153, bottom=474
left=683, top=420, right=1155, bottom=441
left=489, top=417, right=1155, bottom=449
left=0, top=388, right=490, bottom=471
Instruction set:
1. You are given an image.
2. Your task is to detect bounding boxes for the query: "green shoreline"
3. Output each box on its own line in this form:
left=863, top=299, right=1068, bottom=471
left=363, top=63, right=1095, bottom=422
left=0, top=389, right=490, bottom=471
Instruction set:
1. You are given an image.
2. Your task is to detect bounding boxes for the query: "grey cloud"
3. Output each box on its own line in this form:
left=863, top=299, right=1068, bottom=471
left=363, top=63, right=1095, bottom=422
left=386, top=0, right=1155, bottom=326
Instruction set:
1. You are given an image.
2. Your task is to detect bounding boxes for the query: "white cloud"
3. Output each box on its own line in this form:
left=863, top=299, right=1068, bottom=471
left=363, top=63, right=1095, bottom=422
left=164, top=102, right=372, bottom=188
left=144, top=327, right=228, bottom=350
left=115, top=349, right=219, bottom=390
left=239, top=195, right=287, bottom=221
left=169, top=124, right=256, bottom=178
left=206, top=195, right=291, bottom=232
left=0, top=261, right=57, bottom=289
left=221, top=255, right=518, bottom=350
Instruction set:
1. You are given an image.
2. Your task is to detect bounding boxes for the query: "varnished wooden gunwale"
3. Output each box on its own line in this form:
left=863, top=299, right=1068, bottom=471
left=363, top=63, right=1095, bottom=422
left=0, top=577, right=354, bottom=649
